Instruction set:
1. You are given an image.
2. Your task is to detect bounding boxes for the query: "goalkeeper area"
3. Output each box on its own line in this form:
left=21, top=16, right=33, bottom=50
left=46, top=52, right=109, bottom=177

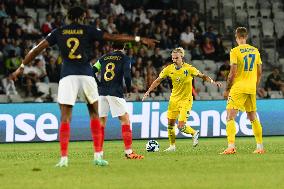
left=0, top=137, right=283, bottom=189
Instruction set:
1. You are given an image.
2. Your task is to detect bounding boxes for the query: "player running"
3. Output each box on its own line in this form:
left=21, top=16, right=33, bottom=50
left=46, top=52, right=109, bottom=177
left=221, top=27, right=265, bottom=155
left=11, top=6, right=158, bottom=167
left=93, top=42, right=144, bottom=164
left=142, top=47, right=221, bottom=151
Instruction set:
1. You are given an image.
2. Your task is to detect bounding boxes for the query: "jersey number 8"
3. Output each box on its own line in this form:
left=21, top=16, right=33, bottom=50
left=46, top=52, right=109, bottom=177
left=66, top=37, right=82, bottom=59
left=104, top=62, right=116, bottom=81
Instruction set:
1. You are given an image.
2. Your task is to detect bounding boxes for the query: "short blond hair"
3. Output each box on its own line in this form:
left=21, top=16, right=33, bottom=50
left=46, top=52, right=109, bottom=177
left=235, top=27, right=248, bottom=38
left=172, top=47, right=185, bottom=57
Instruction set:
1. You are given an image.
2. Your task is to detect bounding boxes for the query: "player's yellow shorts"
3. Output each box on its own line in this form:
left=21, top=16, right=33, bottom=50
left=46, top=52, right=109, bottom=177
left=226, top=92, right=257, bottom=112
left=167, top=98, right=193, bottom=122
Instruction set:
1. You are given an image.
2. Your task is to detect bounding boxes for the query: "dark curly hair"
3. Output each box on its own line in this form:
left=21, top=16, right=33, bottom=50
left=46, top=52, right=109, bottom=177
left=67, top=6, right=85, bottom=21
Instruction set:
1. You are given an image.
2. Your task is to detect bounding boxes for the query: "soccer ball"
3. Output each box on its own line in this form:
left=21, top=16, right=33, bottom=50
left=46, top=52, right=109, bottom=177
left=146, top=140, right=159, bottom=152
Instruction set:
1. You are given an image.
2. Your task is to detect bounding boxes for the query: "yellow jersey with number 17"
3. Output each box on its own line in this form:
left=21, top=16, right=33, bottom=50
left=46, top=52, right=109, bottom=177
left=230, top=44, right=262, bottom=94
left=159, top=63, right=200, bottom=102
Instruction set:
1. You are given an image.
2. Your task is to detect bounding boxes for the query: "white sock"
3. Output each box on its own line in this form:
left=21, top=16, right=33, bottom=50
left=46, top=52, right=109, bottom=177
left=94, top=152, right=102, bottom=159
left=125, top=149, right=132, bottom=155
left=170, top=145, right=175, bottom=148
left=228, top=144, right=235, bottom=148
left=257, top=143, right=263, bottom=150
left=61, top=156, right=68, bottom=161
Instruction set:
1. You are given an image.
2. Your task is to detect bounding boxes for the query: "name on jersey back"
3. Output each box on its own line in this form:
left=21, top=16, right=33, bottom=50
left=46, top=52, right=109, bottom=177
left=240, top=48, right=255, bottom=53
left=104, top=55, right=122, bottom=61
left=62, top=29, right=84, bottom=35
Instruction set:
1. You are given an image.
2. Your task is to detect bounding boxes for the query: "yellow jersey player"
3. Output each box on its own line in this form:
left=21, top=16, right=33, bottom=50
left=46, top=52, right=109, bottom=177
left=221, top=27, right=265, bottom=154
left=142, top=47, right=221, bottom=151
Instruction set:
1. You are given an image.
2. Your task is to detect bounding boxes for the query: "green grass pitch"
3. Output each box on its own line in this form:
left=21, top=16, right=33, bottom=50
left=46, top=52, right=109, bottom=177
left=0, top=137, right=283, bottom=189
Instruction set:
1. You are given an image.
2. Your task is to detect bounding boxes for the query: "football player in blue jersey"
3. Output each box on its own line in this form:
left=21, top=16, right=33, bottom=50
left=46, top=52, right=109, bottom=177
left=93, top=42, right=144, bottom=161
left=11, top=6, right=158, bottom=167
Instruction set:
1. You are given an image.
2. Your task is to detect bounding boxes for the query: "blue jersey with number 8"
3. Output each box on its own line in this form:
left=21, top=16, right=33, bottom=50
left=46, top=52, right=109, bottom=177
left=94, top=51, right=131, bottom=98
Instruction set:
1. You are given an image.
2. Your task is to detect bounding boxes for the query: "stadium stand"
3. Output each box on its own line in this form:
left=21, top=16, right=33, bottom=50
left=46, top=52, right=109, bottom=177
left=0, top=0, right=283, bottom=102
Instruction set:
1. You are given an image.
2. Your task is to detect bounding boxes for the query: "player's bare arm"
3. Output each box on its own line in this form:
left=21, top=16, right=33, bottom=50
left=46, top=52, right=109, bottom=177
left=11, top=39, right=49, bottom=80
left=103, top=33, right=159, bottom=48
left=142, top=77, right=163, bottom=101
left=256, top=64, right=262, bottom=88
left=196, top=73, right=222, bottom=87
left=224, top=64, right=237, bottom=99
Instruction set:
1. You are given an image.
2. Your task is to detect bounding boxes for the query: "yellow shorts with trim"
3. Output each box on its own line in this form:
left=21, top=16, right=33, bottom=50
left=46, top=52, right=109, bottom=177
left=226, top=92, right=257, bottom=112
left=167, top=99, right=193, bottom=122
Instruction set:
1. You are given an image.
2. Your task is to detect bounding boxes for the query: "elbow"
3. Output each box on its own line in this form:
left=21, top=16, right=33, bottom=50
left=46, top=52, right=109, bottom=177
left=155, top=80, right=161, bottom=86
left=230, top=73, right=236, bottom=81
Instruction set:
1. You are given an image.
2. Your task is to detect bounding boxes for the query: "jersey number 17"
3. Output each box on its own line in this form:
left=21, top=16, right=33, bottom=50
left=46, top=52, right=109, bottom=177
left=243, top=54, right=255, bottom=71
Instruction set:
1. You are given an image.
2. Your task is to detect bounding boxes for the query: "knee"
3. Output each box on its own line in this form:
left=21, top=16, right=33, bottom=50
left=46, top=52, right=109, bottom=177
left=60, top=112, right=71, bottom=123
left=177, top=124, right=186, bottom=132
left=61, top=116, right=71, bottom=123
left=168, top=119, right=176, bottom=127
left=247, top=115, right=256, bottom=122
left=121, top=119, right=130, bottom=125
left=226, top=116, right=235, bottom=122
left=90, top=113, right=99, bottom=120
left=247, top=112, right=256, bottom=121
left=177, top=122, right=184, bottom=128
left=89, top=108, right=99, bottom=119
left=226, top=113, right=236, bottom=122
left=120, top=114, right=130, bottom=125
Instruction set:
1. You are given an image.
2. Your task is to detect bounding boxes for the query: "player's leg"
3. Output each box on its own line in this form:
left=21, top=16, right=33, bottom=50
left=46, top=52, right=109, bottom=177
left=245, top=95, right=264, bottom=154
left=220, top=93, right=245, bottom=154
left=87, top=102, right=108, bottom=166
left=220, top=108, right=238, bottom=155
left=56, top=76, right=79, bottom=167
left=94, top=95, right=110, bottom=159
left=55, top=104, right=73, bottom=167
left=118, top=113, right=143, bottom=159
left=82, top=76, right=108, bottom=166
left=177, top=109, right=199, bottom=147
left=99, top=116, right=108, bottom=156
left=107, top=96, right=143, bottom=159
left=164, top=118, right=177, bottom=151
left=177, top=99, right=199, bottom=147
left=164, top=100, right=179, bottom=151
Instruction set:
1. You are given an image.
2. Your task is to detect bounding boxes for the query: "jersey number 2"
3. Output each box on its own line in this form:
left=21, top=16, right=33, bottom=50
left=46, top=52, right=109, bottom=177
left=243, top=54, right=255, bottom=71
left=104, top=62, right=115, bottom=81
left=67, top=37, right=82, bottom=59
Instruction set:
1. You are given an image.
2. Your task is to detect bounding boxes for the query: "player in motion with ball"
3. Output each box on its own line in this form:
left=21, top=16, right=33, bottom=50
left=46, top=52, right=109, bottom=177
left=142, top=47, right=221, bottom=151
left=221, top=27, right=265, bottom=154
left=93, top=43, right=144, bottom=163
left=11, top=6, right=158, bottom=167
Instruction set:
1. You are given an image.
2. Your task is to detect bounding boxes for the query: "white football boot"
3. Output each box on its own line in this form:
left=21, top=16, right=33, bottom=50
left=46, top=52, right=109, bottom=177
left=55, top=156, right=68, bottom=167
left=164, top=145, right=176, bottom=152
left=192, top=130, right=200, bottom=147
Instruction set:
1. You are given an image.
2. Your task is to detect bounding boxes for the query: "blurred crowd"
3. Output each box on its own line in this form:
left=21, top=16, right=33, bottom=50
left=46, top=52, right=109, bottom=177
left=0, top=0, right=283, bottom=101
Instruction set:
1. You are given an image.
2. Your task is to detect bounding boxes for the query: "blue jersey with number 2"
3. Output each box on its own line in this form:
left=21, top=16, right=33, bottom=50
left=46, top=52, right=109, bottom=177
left=45, top=23, right=103, bottom=79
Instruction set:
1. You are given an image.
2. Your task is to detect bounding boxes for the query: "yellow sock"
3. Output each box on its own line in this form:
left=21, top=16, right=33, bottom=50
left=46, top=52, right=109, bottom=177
left=251, top=119, right=263, bottom=144
left=226, top=120, right=236, bottom=145
left=180, top=125, right=196, bottom=135
left=167, top=125, right=176, bottom=145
